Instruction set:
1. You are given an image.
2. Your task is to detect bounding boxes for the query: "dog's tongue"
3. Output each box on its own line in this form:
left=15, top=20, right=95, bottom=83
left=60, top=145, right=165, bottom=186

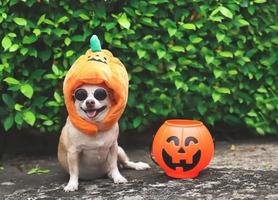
left=87, top=110, right=97, bottom=118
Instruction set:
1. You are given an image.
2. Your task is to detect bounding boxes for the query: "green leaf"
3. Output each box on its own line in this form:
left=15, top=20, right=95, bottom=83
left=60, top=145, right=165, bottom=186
left=156, top=49, right=166, bottom=59
left=46, top=101, right=60, bottom=107
left=189, top=36, right=202, bottom=44
left=28, top=48, right=37, bottom=57
left=3, top=115, right=14, bottom=131
left=218, top=51, right=233, bottom=58
left=104, top=32, right=112, bottom=43
left=23, top=111, right=36, bottom=126
left=171, top=46, right=185, bottom=52
left=14, top=104, right=23, bottom=111
left=132, top=117, right=142, bottom=128
left=247, top=7, right=255, bottom=15
left=66, top=50, right=74, bottom=57
left=197, top=103, right=207, bottom=115
left=181, top=23, right=196, bottom=30
left=213, top=69, right=223, bottom=79
left=33, top=29, right=41, bottom=36
left=247, top=110, right=257, bottom=117
left=237, top=19, right=250, bottom=26
left=256, top=127, right=265, bottom=135
left=105, top=22, right=117, bottom=31
left=15, top=112, right=23, bottom=125
left=71, top=35, right=84, bottom=42
left=145, top=64, right=157, bottom=72
left=79, top=14, right=90, bottom=20
left=8, top=33, right=16, bottom=37
left=4, top=77, right=20, bottom=85
left=216, top=33, right=225, bottom=42
left=20, top=47, right=28, bottom=55
left=205, top=55, right=214, bottom=64
left=254, top=0, right=266, bottom=3
left=137, top=49, right=146, bottom=58
left=20, top=84, right=34, bottom=99
left=27, top=166, right=50, bottom=175
left=212, top=92, right=221, bottom=102
left=228, top=70, right=238, bottom=75
left=52, top=65, right=60, bottom=75
left=43, top=18, right=54, bottom=26
left=43, top=120, right=54, bottom=126
left=167, top=28, right=177, bottom=37
left=216, top=87, right=231, bottom=94
left=54, top=91, right=62, bottom=103
left=257, top=87, right=267, bottom=93
left=118, top=13, right=131, bottom=29
left=57, top=16, right=68, bottom=24
left=2, top=36, right=12, bottom=50
left=37, top=14, right=46, bottom=25
left=53, top=28, right=67, bottom=37
left=174, top=80, right=183, bottom=89
left=266, top=77, right=273, bottom=85
left=2, top=94, right=15, bottom=109
left=64, top=37, right=71, bottom=46
left=9, top=44, right=19, bottom=52
left=132, top=66, right=143, bottom=73
left=13, top=17, right=27, bottom=26
left=219, top=6, right=233, bottom=19
left=23, top=35, right=37, bottom=44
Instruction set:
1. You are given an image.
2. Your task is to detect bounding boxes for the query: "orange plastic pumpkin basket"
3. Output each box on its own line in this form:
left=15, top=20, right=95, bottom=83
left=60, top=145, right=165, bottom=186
left=152, top=119, right=214, bottom=178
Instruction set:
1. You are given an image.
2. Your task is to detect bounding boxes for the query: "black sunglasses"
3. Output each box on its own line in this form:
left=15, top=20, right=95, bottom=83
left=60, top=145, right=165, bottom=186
left=73, top=88, right=107, bottom=101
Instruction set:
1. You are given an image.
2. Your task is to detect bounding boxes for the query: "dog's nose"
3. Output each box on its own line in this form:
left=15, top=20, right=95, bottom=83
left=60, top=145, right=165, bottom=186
left=86, top=99, right=95, bottom=107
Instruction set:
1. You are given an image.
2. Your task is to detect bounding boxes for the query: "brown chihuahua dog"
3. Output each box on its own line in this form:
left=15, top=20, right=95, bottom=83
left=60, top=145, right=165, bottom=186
left=58, top=85, right=150, bottom=192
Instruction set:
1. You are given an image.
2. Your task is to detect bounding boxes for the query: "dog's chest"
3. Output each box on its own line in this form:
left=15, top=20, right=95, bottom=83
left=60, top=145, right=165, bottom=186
left=68, top=121, right=118, bottom=166
left=79, top=136, right=111, bottom=163
left=70, top=125, right=118, bottom=178
left=74, top=128, right=116, bottom=155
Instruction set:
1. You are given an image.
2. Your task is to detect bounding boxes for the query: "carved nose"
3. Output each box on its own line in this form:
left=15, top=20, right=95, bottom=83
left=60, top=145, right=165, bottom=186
left=178, top=147, right=185, bottom=153
left=86, top=99, right=95, bottom=107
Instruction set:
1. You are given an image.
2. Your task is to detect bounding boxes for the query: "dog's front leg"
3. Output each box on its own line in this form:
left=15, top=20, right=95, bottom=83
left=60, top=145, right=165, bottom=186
left=107, top=141, right=127, bottom=184
left=64, top=149, right=79, bottom=192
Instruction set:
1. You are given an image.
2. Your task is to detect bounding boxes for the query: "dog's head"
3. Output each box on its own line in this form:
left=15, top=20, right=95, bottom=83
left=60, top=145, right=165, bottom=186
left=63, top=35, right=128, bottom=135
left=73, top=84, right=111, bottom=123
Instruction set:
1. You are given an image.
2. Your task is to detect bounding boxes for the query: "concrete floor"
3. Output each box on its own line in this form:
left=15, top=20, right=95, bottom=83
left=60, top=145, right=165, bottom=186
left=1, top=140, right=278, bottom=200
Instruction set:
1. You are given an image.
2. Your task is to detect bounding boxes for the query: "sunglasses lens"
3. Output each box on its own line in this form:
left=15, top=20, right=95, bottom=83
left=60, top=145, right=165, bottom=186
left=94, top=88, right=107, bottom=101
left=74, top=89, right=88, bottom=101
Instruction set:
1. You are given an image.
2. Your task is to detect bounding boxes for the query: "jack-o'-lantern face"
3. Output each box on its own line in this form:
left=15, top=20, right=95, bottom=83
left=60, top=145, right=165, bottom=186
left=152, top=120, right=214, bottom=178
left=87, top=52, right=109, bottom=65
left=162, top=136, right=201, bottom=171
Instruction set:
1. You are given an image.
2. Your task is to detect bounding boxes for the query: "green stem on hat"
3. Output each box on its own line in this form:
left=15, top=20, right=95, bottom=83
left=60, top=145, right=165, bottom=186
left=90, top=35, right=102, bottom=52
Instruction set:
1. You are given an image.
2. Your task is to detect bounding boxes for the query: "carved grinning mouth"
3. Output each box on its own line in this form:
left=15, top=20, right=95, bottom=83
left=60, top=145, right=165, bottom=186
left=81, top=106, right=107, bottom=119
left=88, top=57, right=107, bottom=64
left=162, top=149, right=201, bottom=171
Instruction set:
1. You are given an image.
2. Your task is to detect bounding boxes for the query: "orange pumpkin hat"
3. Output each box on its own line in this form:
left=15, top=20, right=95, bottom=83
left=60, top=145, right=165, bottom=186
left=63, top=35, right=128, bottom=135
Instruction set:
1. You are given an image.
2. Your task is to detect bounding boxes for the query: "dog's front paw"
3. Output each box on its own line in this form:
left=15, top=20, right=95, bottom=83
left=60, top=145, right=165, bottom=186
left=133, top=162, right=151, bottom=170
left=113, top=175, right=127, bottom=184
left=64, top=182, right=78, bottom=192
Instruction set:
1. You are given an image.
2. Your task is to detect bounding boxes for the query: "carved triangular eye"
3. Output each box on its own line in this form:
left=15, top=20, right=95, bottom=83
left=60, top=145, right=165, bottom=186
left=184, top=137, right=198, bottom=146
left=166, top=136, right=179, bottom=146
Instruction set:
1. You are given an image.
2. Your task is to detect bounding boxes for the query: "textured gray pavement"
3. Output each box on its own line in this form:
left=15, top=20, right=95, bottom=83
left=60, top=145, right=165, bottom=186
left=1, top=140, right=278, bottom=200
